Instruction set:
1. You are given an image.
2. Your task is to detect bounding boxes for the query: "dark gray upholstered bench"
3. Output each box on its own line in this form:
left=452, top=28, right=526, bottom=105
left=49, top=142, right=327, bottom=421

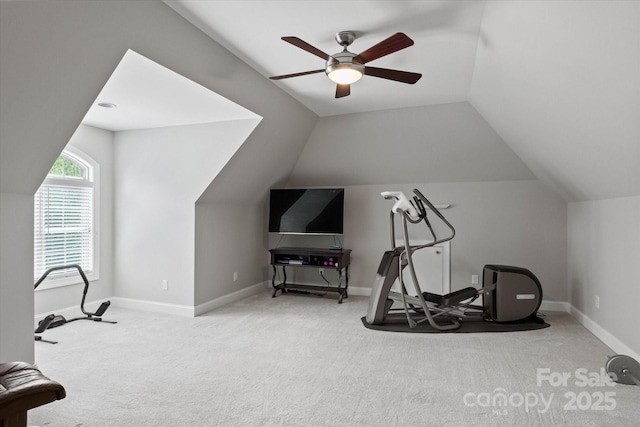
left=0, top=361, right=66, bottom=427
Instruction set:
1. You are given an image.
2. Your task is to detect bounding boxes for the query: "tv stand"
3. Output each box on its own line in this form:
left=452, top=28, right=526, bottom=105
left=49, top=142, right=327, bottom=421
left=269, top=247, right=352, bottom=303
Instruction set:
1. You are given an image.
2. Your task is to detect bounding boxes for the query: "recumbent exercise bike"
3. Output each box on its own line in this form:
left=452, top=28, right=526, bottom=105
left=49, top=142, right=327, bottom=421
left=364, top=188, right=542, bottom=331
left=34, top=264, right=116, bottom=344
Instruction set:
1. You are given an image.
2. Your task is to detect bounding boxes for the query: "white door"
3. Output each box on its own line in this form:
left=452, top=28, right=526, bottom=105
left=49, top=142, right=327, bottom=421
left=393, top=241, right=450, bottom=296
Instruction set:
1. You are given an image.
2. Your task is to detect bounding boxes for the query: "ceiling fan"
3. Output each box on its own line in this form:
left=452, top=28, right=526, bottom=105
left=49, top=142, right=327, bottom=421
left=269, top=31, right=422, bottom=99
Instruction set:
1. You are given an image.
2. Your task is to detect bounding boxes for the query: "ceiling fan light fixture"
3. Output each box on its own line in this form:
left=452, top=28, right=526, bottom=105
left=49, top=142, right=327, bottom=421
left=327, top=64, right=363, bottom=84
left=325, top=51, right=364, bottom=85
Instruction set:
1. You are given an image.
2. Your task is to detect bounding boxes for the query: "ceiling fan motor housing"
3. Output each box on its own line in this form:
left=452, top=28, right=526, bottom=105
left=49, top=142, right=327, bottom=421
left=325, top=51, right=364, bottom=83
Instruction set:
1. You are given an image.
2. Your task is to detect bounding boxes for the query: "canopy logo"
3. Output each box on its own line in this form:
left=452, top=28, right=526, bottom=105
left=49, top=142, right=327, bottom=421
left=463, top=368, right=617, bottom=416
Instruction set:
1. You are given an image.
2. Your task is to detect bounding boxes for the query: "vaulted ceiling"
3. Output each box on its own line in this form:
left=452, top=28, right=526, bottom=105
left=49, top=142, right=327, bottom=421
left=166, top=0, right=484, bottom=117
left=166, top=0, right=639, bottom=202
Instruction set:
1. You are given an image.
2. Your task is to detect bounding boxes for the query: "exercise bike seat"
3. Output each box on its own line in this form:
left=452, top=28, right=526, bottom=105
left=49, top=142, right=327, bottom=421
left=423, top=287, right=478, bottom=307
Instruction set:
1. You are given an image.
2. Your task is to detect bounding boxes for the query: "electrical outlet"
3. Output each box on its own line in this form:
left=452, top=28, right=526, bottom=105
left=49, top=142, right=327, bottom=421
left=162, top=279, right=168, bottom=290
left=319, top=268, right=324, bottom=275
left=233, top=272, right=238, bottom=281
left=595, top=295, right=600, bottom=309
left=471, top=275, right=479, bottom=285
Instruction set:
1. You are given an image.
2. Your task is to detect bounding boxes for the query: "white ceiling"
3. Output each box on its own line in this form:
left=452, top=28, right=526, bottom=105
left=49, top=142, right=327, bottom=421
left=78, top=0, right=638, bottom=202
left=165, top=0, right=486, bottom=117
left=82, top=49, right=258, bottom=132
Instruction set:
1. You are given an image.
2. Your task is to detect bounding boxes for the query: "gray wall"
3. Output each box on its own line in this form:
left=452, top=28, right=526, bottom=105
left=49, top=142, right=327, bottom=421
left=113, top=120, right=259, bottom=308
left=568, top=196, right=640, bottom=356
left=0, top=193, right=34, bottom=362
left=195, top=202, right=266, bottom=306
left=269, top=181, right=567, bottom=304
left=0, top=0, right=316, bottom=362
left=279, top=102, right=566, bottom=301
left=287, top=102, right=536, bottom=186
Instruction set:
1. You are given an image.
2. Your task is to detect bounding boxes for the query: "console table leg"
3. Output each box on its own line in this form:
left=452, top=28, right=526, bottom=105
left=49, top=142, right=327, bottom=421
left=271, top=265, right=288, bottom=298
left=335, top=267, right=349, bottom=303
left=344, top=266, right=349, bottom=300
left=271, top=265, right=280, bottom=298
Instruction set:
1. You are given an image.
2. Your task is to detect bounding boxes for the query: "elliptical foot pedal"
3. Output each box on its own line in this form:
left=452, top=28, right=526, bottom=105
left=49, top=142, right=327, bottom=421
left=423, top=287, right=478, bottom=307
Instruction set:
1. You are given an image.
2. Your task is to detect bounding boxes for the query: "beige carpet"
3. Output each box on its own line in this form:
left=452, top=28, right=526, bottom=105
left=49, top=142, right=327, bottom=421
left=31, top=290, right=640, bottom=426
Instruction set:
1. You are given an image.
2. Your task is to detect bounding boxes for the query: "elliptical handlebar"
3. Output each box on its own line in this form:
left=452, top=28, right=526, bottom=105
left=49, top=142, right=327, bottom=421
left=411, top=188, right=456, bottom=246
left=381, top=189, right=456, bottom=250
left=381, top=191, right=421, bottom=220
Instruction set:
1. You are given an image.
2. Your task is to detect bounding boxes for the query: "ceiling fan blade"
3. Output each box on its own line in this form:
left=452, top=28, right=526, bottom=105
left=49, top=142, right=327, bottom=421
left=355, top=32, right=414, bottom=64
left=281, top=36, right=330, bottom=60
left=269, top=69, right=325, bottom=80
left=335, top=84, right=350, bottom=98
left=365, top=67, right=422, bottom=84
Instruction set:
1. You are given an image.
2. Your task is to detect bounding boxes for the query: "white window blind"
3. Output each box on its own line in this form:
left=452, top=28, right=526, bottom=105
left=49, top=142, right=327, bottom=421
left=34, top=151, right=95, bottom=282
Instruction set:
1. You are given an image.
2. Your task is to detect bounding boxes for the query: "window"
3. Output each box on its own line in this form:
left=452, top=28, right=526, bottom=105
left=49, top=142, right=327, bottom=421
left=34, top=147, right=99, bottom=287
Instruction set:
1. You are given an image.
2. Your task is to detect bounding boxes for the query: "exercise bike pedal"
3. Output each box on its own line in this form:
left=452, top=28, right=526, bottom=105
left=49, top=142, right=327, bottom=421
left=34, top=314, right=58, bottom=344
left=94, top=300, right=111, bottom=316
left=35, top=314, right=55, bottom=333
left=38, top=314, right=68, bottom=329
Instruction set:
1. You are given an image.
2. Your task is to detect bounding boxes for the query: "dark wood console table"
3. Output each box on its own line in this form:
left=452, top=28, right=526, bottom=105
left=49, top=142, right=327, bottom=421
left=269, top=247, right=351, bottom=303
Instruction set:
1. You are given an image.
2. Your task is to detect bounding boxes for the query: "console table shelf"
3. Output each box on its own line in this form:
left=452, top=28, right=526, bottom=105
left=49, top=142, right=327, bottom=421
left=269, top=247, right=351, bottom=303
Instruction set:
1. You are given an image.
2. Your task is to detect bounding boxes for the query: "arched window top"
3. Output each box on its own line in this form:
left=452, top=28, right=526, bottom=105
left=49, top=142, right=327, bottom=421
left=47, top=151, right=92, bottom=181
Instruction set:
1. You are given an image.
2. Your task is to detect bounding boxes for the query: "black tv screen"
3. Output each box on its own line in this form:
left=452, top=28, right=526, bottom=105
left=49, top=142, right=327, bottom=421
left=269, top=188, right=344, bottom=235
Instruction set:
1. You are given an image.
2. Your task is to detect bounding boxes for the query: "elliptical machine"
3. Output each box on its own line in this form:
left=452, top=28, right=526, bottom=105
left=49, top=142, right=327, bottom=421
left=364, top=188, right=543, bottom=331
left=34, top=264, right=116, bottom=344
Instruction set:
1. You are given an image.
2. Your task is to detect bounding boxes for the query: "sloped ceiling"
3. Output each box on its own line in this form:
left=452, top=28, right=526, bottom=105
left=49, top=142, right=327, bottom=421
left=168, top=0, right=639, bottom=202
left=469, top=1, right=640, bottom=201
left=82, top=50, right=259, bottom=131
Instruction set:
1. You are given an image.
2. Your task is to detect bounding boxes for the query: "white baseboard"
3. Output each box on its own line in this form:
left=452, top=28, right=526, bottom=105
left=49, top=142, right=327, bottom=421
left=36, top=283, right=269, bottom=320
left=569, top=305, right=640, bottom=362
left=110, top=297, right=194, bottom=317
left=346, top=286, right=372, bottom=297
left=538, top=300, right=640, bottom=359
left=194, top=282, right=268, bottom=316
left=110, top=282, right=269, bottom=317
left=539, top=300, right=570, bottom=313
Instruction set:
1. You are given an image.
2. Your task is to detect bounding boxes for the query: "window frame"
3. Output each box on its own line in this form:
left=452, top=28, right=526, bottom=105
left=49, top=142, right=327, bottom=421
left=34, top=146, right=100, bottom=290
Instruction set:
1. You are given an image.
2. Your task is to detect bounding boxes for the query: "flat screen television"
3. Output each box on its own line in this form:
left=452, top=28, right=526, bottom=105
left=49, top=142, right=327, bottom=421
left=269, top=188, right=344, bottom=235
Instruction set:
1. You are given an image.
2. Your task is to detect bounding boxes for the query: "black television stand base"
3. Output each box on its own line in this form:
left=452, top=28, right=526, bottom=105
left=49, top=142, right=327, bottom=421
left=269, top=247, right=351, bottom=304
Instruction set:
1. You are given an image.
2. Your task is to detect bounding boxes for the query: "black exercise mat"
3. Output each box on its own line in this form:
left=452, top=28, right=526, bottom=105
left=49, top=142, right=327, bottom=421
left=361, top=314, right=549, bottom=333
